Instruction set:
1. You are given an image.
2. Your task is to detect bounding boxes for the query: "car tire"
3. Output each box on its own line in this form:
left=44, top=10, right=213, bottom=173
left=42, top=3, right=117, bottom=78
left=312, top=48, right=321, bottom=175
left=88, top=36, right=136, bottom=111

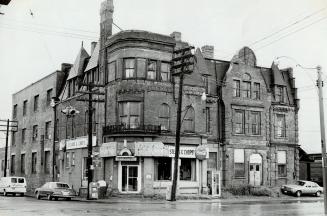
left=12, top=193, right=16, bottom=196
left=3, top=190, right=7, bottom=196
left=296, top=191, right=302, bottom=197
left=20, top=193, right=24, bottom=197
left=47, top=194, right=52, bottom=201
left=316, top=191, right=322, bottom=197
left=66, top=198, right=71, bottom=201
left=36, top=192, right=41, bottom=200
left=54, top=198, right=58, bottom=201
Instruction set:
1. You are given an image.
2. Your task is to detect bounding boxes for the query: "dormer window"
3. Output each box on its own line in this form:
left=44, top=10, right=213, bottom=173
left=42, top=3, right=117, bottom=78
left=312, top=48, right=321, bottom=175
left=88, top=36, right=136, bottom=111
left=233, top=80, right=240, bottom=97
left=243, top=81, right=251, bottom=98
left=276, top=86, right=284, bottom=103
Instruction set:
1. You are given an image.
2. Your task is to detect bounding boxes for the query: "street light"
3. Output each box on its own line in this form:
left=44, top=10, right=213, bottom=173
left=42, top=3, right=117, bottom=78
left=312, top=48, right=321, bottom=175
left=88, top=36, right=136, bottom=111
left=50, top=97, right=60, bottom=181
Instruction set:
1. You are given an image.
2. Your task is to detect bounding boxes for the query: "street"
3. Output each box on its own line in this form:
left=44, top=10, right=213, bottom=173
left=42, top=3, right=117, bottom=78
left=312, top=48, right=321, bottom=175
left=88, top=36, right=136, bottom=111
left=0, top=196, right=324, bottom=216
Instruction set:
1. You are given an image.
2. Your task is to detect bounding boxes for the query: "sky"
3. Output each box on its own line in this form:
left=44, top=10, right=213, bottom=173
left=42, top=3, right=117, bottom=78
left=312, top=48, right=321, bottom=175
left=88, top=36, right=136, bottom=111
left=0, top=0, right=326, bottom=153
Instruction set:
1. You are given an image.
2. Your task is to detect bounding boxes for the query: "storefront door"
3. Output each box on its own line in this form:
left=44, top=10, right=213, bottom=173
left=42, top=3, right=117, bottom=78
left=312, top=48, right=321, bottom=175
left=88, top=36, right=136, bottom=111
left=249, top=154, right=262, bottom=186
left=121, top=165, right=139, bottom=192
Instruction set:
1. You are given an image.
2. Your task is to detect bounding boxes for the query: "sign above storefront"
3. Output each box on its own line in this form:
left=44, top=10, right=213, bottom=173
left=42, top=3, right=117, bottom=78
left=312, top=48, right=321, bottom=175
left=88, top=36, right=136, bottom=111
left=115, top=156, right=137, bottom=161
left=168, top=146, right=209, bottom=159
left=60, top=136, right=96, bottom=150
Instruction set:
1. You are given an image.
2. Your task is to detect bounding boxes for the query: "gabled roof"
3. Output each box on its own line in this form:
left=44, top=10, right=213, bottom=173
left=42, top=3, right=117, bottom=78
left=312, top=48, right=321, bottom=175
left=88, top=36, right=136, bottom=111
left=85, top=42, right=100, bottom=72
left=67, top=46, right=89, bottom=80
left=271, top=62, right=286, bottom=86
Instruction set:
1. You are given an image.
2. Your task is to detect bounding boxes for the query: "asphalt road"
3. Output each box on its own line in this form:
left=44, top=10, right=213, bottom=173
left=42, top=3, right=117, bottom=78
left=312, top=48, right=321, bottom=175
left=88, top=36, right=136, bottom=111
left=0, top=195, right=324, bottom=216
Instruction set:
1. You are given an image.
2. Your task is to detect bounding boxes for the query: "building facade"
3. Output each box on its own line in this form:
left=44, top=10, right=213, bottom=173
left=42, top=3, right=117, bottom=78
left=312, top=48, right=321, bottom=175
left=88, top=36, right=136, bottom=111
left=8, top=0, right=299, bottom=196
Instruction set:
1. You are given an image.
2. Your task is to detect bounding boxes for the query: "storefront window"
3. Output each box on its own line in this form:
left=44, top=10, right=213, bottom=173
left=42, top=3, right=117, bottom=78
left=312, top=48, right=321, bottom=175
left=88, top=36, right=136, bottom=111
left=234, top=149, right=245, bottom=177
left=154, top=157, right=171, bottom=181
left=208, top=152, right=217, bottom=170
left=180, top=158, right=196, bottom=181
left=278, top=151, right=287, bottom=177
left=65, top=152, right=70, bottom=168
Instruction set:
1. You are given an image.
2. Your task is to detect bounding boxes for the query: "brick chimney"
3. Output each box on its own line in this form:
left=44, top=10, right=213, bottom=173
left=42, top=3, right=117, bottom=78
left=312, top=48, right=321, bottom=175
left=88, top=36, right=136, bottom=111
left=170, top=31, right=182, bottom=42
left=201, top=45, right=214, bottom=59
left=100, top=0, right=114, bottom=48
left=91, top=42, right=97, bottom=54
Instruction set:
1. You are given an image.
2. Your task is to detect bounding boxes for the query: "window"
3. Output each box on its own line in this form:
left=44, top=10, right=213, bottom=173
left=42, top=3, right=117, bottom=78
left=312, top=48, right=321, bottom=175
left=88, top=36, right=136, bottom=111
left=45, top=121, right=51, bottom=140
left=203, top=76, right=209, bottom=94
left=12, top=131, right=16, bottom=146
left=205, top=107, right=211, bottom=133
left=32, top=125, right=38, bottom=141
left=107, top=61, right=116, bottom=83
left=278, top=151, right=287, bottom=177
left=233, top=80, right=240, bottom=97
left=44, top=151, right=50, bottom=174
left=276, top=86, right=284, bottom=102
left=243, top=81, right=251, bottom=98
left=119, top=102, right=141, bottom=128
left=1, top=160, right=4, bottom=172
left=234, top=149, right=245, bottom=177
left=10, top=155, right=15, bottom=175
left=11, top=178, right=17, bottom=183
left=154, top=157, right=171, bottom=180
left=22, top=128, right=26, bottom=144
left=276, top=114, right=286, bottom=137
left=65, top=152, right=70, bottom=168
left=13, top=104, right=17, bottom=119
left=46, top=89, right=53, bottom=106
left=183, top=106, right=195, bottom=132
left=34, top=95, right=39, bottom=112
left=208, top=152, right=217, bottom=170
left=159, top=103, right=170, bottom=130
left=254, top=83, right=260, bottom=100
left=147, top=60, right=157, bottom=80
left=21, top=154, right=25, bottom=174
left=234, top=110, right=245, bottom=134
left=71, top=152, right=75, bottom=166
left=250, top=112, right=260, bottom=135
left=180, top=158, right=196, bottom=181
left=124, top=59, right=135, bottom=78
left=23, top=100, right=27, bottom=116
left=32, top=152, right=37, bottom=174
left=160, top=62, right=170, bottom=81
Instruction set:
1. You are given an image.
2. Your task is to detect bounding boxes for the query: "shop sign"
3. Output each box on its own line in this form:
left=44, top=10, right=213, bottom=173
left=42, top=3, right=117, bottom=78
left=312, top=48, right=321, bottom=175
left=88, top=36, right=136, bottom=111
left=168, top=146, right=196, bottom=158
left=115, top=156, right=137, bottom=161
left=99, top=142, right=117, bottom=157
left=195, top=145, right=208, bottom=160
left=60, top=136, right=96, bottom=150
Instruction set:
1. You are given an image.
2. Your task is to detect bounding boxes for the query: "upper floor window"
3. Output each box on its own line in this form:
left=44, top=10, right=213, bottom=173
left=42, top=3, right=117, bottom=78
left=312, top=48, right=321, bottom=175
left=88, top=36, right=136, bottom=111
left=159, top=103, right=170, bottom=131
left=46, top=89, right=53, bottom=106
left=22, top=128, right=26, bottom=144
left=233, top=80, right=240, bottom=97
left=160, top=62, right=170, bottom=82
left=276, top=86, right=284, bottom=103
left=243, top=81, right=251, bottom=98
left=124, top=59, right=135, bottom=78
left=31, top=152, right=37, bottom=174
left=276, top=114, right=286, bottom=138
left=203, top=76, right=209, bottom=94
left=147, top=60, right=157, bottom=80
left=253, top=83, right=260, bottom=100
left=234, top=110, right=245, bottom=134
left=45, top=121, right=51, bottom=140
left=23, top=100, right=27, bottom=116
left=34, top=95, right=39, bottom=112
left=205, top=107, right=211, bottom=133
left=32, top=125, right=38, bottom=141
left=107, top=61, right=116, bottom=83
left=119, top=102, right=141, bottom=128
left=12, top=131, right=16, bottom=146
left=13, top=104, right=17, bottom=119
left=183, top=106, right=195, bottom=132
left=250, top=112, right=260, bottom=135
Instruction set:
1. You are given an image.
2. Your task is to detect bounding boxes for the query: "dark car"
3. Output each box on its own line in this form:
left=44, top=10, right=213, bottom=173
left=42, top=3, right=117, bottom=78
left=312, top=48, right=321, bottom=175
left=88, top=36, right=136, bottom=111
left=35, top=182, right=76, bottom=201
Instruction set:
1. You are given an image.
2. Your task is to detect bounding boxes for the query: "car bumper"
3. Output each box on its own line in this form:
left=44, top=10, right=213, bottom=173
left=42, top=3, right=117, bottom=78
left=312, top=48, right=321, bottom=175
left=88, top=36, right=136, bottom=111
left=5, top=188, right=26, bottom=193
left=51, top=194, right=76, bottom=198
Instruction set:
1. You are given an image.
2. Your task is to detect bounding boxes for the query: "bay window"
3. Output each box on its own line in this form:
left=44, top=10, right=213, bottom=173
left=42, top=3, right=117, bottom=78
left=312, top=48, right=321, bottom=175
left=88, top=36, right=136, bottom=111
left=119, top=102, right=141, bottom=128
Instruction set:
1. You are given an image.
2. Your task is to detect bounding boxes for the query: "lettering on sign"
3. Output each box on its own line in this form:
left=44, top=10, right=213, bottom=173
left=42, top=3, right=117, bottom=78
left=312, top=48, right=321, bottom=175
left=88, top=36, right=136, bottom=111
left=60, top=136, right=96, bottom=150
left=168, top=146, right=196, bottom=158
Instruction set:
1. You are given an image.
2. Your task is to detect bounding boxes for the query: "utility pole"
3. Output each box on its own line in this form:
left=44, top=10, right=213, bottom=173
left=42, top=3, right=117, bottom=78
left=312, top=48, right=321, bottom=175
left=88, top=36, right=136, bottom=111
left=0, top=119, right=18, bottom=177
left=317, top=65, right=327, bottom=215
left=170, top=46, right=195, bottom=201
left=76, top=83, right=105, bottom=200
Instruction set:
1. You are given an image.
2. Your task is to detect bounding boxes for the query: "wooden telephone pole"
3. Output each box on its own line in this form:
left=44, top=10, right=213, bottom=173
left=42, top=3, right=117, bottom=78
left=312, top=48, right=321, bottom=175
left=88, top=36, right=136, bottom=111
left=76, top=83, right=105, bottom=200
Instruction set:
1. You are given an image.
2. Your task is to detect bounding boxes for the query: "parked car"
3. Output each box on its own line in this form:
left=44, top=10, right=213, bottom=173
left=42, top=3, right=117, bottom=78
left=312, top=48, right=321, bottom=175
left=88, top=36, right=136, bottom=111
left=281, top=180, right=323, bottom=197
left=0, top=176, right=26, bottom=196
left=35, top=182, right=76, bottom=201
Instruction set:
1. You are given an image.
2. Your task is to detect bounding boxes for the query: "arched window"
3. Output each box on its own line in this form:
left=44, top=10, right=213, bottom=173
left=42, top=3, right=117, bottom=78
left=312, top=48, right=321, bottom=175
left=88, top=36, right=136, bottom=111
left=183, top=106, right=195, bottom=132
left=159, top=103, right=170, bottom=130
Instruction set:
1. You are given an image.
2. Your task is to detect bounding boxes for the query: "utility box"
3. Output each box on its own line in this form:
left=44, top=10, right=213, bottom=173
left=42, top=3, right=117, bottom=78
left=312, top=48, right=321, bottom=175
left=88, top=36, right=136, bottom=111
left=89, top=182, right=99, bottom=199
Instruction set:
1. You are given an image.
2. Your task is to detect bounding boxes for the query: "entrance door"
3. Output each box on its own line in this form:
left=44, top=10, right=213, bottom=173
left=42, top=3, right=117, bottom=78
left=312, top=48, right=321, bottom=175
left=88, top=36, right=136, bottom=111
left=122, top=165, right=138, bottom=192
left=249, top=154, right=262, bottom=186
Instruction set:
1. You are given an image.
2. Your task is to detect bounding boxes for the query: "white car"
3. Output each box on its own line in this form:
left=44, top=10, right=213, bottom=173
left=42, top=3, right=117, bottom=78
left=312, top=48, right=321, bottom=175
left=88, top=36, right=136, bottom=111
left=0, top=176, right=27, bottom=196
left=281, top=180, right=323, bottom=197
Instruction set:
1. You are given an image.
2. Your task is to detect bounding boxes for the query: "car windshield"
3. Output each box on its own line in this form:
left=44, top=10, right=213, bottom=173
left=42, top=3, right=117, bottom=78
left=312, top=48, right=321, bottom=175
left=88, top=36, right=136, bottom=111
left=56, top=183, right=69, bottom=189
left=296, top=181, right=305, bottom=186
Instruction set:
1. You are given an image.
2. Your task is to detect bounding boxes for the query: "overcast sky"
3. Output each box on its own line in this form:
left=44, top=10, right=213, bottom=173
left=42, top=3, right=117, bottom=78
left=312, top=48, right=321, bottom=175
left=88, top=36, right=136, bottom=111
left=0, top=0, right=326, bottom=153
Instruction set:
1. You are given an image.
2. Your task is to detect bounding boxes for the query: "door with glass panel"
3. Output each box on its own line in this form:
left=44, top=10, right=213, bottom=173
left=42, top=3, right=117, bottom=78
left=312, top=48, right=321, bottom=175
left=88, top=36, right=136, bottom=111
left=121, top=165, right=138, bottom=192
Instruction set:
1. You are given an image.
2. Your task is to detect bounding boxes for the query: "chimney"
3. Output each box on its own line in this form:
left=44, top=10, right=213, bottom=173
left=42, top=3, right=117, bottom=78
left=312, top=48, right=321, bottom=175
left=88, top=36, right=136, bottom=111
left=100, top=0, right=114, bottom=48
left=170, top=31, right=182, bottom=42
left=201, top=45, right=214, bottom=59
left=61, top=63, right=72, bottom=73
left=91, top=42, right=97, bottom=54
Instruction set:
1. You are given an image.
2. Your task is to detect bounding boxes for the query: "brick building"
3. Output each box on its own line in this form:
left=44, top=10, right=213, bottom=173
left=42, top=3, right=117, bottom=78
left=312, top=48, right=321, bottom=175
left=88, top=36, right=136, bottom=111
left=8, top=0, right=299, bottom=196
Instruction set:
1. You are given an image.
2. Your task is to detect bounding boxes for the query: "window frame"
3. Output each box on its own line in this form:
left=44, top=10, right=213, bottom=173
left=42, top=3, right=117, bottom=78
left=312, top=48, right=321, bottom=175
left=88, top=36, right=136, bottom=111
left=146, top=59, right=157, bottom=80
left=107, top=61, right=116, bottom=83
left=234, top=149, right=245, bottom=178
left=46, top=89, right=53, bottom=106
left=31, top=152, right=37, bottom=174
left=34, top=95, right=39, bottom=112
left=22, top=128, right=26, bottom=144
left=23, top=100, right=27, bottom=116
left=179, top=158, right=196, bottom=181
left=276, top=86, right=284, bottom=103
left=160, top=62, right=171, bottom=82
left=159, top=103, right=170, bottom=131
left=183, top=106, right=195, bottom=132
left=32, top=125, right=38, bottom=142
left=44, top=151, right=50, bottom=174
left=119, top=101, right=141, bottom=128
left=253, top=82, right=260, bottom=100
left=250, top=111, right=261, bottom=135
left=154, top=157, right=172, bottom=181
left=45, top=121, right=51, bottom=140
left=243, top=81, right=251, bottom=98
left=234, top=109, right=245, bottom=134
left=13, top=104, right=17, bottom=119
left=277, top=151, right=287, bottom=177
left=233, top=80, right=241, bottom=97
left=276, top=114, right=286, bottom=138
left=123, top=58, right=136, bottom=79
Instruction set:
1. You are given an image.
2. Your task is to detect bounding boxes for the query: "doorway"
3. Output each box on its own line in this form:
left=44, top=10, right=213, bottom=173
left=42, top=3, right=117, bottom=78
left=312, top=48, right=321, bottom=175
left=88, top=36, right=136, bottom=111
left=122, top=165, right=138, bottom=192
left=249, top=154, right=262, bottom=186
